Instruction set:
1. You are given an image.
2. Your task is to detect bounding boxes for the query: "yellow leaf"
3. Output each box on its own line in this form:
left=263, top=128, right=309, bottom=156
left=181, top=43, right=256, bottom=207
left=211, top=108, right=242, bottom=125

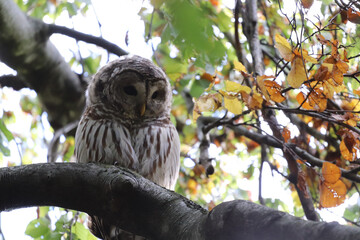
left=234, top=60, right=247, bottom=72
left=196, top=94, right=222, bottom=112
left=193, top=109, right=201, bottom=121
left=287, top=57, right=307, bottom=88
left=225, top=80, right=251, bottom=94
left=223, top=94, right=242, bottom=114
left=322, top=63, right=334, bottom=72
left=187, top=178, right=198, bottom=195
left=274, top=34, right=294, bottom=62
left=300, top=49, right=318, bottom=64
left=322, top=162, right=341, bottom=184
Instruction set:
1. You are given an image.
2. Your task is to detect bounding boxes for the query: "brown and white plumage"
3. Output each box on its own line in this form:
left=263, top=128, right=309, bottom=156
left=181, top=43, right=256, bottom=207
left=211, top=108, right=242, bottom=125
left=74, top=55, right=180, bottom=239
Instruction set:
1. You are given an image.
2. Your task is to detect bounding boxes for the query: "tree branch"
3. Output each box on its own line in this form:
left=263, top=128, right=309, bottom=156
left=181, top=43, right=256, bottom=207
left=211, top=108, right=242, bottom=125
left=197, top=116, right=360, bottom=182
left=0, top=74, right=29, bottom=91
left=45, top=24, right=128, bottom=57
left=0, top=163, right=359, bottom=240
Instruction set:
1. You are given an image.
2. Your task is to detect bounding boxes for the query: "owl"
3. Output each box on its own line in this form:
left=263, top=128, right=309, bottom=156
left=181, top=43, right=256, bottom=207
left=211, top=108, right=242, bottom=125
left=74, top=55, right=180, bottom=239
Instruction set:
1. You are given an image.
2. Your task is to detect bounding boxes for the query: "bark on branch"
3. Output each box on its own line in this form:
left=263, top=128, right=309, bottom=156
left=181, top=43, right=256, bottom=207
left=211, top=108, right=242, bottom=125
left=0, top=163, right=360, bottom=240
left=0, top=0, right=85, bottom=129
left=0, top=163, right=359, bottom=240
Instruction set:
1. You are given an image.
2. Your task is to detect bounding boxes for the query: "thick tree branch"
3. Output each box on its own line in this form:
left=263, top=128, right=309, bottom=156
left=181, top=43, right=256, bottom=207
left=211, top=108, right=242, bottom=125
left=45, top=24, right=128, bottom=57
left=0, top=0, right=85, bottom=129
left=0, top=163, right=359, bottom=240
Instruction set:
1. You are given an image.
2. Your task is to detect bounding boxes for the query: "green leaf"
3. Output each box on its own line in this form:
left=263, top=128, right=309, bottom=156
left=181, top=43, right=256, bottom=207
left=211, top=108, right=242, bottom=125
left=344, top=205, right=360, bottom=222
left=25, top=218, right=51, bottom=238
left=84, top=56, right=102, bottom=75
left=0, top=121, right=13, bottom=141
left=189, top=79, right=210, bottom=98
left=65, top=2, right=78, bottom=16
left=72, top=222, right=97, bottom=240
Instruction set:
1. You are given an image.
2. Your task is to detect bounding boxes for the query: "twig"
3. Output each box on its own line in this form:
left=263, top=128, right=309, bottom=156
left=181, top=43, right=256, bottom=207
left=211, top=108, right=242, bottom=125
left=47, top=121, right=79, bottom=163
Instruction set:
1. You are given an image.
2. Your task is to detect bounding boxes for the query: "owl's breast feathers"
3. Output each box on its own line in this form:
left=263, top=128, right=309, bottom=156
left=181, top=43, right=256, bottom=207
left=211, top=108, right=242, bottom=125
left=75, top=106, right=180, bottom=189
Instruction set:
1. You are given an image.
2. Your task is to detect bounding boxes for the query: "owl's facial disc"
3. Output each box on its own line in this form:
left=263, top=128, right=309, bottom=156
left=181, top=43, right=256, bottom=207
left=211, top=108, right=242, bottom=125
left=108, top=71, right=147, bottom=118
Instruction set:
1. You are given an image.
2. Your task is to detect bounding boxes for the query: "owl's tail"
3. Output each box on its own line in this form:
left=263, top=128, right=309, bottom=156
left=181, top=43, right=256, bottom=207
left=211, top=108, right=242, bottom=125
left=88, top=215, right=146, bottom=240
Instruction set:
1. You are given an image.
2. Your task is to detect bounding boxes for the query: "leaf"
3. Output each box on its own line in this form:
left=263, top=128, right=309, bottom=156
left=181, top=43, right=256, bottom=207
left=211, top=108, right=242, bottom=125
left=340, top=137, right=356, bottom=161
left=25, top=218, right=51, bottom=238
left=274, top=34, right=294, bottom=62
left=0, top=121, right=14, bottom=141
left=301, top=0, right=314, bottom=8
left=353, top=89, right=360, bottom=96
left=257, top=75, right=275, bottom=101
left=287, top=57, right=307, bottom=88
left=240, top=87, right=263, bottom=110
left=195, top=93, right=222, bottom=112
left=299, top=49, right=318, bottom=64
left=264, top=80, right=286, bottom=102
left=320, top=180, right=346, bottom=208
left=296, top=92, right=312, bottom=110
left=187, top=178, right=198, bottom=195
left=322, top=162, right=341, bottom=184
left=282, top=127, right=291, bottom=143
left=348, top=8, right=360, bottom=24
left=225, top=80, right=251, bottom=94
left=223, top=93, right=243, bottom=114
left=233, top=60, right=247, bottom=73
left=72, top=222, right=97, bottom=240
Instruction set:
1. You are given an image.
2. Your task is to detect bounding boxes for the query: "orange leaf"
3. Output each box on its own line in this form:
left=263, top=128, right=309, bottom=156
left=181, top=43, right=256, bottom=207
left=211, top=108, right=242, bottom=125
left=287, top=57, right=307, bottom=88
left=301, top=0, right=314, bottom=8
left=316, top=34, right=329, bottom=45
left=296, top=92, right=313, bottom=110
left=264, top=80, right=286, bottom=102
left=322, top=162, right=341, bottom=184
left=257, top=75, right=274, bottom=101
left=210, top=0, right=220, bottom=7
left=340, top=138, right=355, bottom=161
left=282, top=127, right=291, bottom=143
left=353, top=89, right=360, bottom=96
left=201, top=72, right=214, bottom=82
left=320, top=180, right=346, bottom=208
left=348, top=8, right=360, bottom=24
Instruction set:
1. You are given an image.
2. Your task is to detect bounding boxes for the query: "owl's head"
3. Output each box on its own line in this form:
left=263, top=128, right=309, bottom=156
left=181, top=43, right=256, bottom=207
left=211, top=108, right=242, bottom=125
left=87, top=55, right=172, bottom=121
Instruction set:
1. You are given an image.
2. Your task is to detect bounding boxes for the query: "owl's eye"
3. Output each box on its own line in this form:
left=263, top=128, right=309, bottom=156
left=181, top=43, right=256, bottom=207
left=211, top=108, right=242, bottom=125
left=152, top=91, right=159, bottom=99
left=123, top=86, right=137, bottom=96
left=151, top=90, right=165, bottom=100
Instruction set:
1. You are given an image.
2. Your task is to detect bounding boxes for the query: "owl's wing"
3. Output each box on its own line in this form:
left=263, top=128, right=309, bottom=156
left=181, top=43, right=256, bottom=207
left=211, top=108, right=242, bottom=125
left=133, top=123, right=180, bottom=190
left=75, top=117, right=138, bottom=169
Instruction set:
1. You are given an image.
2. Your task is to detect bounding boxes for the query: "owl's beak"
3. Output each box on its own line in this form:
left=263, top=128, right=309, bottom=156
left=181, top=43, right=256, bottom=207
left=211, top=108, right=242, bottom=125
left=140, top=103, right=146, bottom=116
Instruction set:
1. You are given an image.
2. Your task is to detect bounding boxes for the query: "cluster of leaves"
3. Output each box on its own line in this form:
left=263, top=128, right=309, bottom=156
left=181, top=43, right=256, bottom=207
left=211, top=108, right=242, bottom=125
left=141, top=0, right=360, bottom=222
left=25, top=207, right=95, bottom=240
